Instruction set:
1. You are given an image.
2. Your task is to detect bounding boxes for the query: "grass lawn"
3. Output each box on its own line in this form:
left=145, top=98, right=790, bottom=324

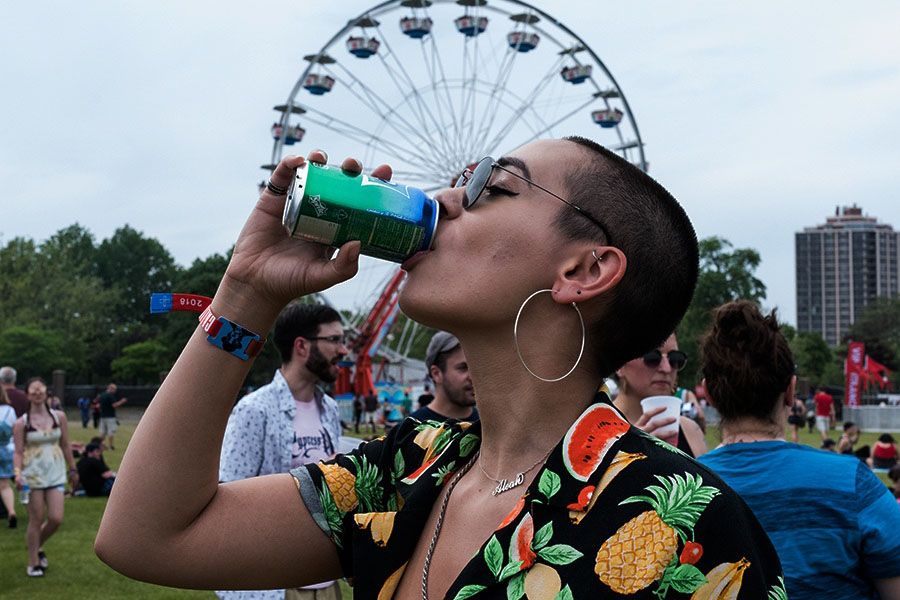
left=1, top=409, right=892, bottom=598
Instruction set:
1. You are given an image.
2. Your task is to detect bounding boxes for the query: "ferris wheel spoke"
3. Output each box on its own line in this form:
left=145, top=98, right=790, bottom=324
left=516, top=95, right=597, bottom=146
left=300, top=107, right=447, bottom=173
left=471, top=47, right=521, bottom=155
left=327, top=62, right=449, bottom=167
left=462, top=25, right=508, bottom=156
left=371, top=23, right=460, bottom=164
left=422, top=27, right=467, bottom=166
left=477, top=55, right=565, bottom=156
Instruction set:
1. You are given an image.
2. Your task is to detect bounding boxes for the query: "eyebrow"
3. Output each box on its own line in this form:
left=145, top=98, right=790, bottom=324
left=496, top=156, right=532, bottom=182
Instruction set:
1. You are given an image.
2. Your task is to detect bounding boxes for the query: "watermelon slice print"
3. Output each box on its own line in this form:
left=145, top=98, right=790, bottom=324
left=509, top=513, right=536, bottom=570
left=562, top=404, right=630, bottom=482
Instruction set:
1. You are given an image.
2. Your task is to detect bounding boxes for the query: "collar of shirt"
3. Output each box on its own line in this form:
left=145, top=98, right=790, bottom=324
left=272, top=369, right=325, bottom=416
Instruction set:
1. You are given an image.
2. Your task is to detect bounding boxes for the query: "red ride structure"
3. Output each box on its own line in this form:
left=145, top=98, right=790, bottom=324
left=335, top=269, right=407, bottom=398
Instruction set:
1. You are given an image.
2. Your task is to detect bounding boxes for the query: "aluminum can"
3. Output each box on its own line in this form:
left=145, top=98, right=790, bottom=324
left=282, top=162, right=438, bottom=263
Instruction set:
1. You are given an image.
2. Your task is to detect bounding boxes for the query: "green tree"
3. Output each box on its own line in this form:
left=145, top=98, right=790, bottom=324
left=95, top=225, right=177, bottom=323
left=677, top=237, right=767, bottom=386
left=0, top=325, right=72, bottom=381
left=846, top=296, right=900, bottom=369
left=790, top=331, right=836, bottom=386
left=111, top=339, right=170, bottom=384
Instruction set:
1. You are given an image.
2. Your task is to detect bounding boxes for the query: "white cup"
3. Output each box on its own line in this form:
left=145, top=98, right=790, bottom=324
left=640, top=395, right=682, bottom=440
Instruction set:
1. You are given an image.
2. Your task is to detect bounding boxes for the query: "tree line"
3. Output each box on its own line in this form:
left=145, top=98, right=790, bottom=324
left=1, top=224, right=896, bottom=391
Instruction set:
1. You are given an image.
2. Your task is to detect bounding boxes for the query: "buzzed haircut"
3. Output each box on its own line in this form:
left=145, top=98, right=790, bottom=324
left=558, top=136, right=699, bottom=375
left=272, top=302, right=343, bottom=363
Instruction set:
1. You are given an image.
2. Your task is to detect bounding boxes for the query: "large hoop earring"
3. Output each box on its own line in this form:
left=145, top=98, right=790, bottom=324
left=513, top=289, right=586, bottom=383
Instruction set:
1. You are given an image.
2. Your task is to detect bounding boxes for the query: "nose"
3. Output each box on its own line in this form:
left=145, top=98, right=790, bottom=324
left=433, top=185, right=467, bottom=221
left=657, top=356, right=674, bottom=374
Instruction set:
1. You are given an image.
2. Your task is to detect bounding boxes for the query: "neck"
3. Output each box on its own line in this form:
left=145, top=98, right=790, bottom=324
left=720, top=416, right=785, bottom=445
left=279, top=364, right=319, bottom=403
left=457, top=321, right=601, bottom=476
left=612, top=391, right=643, bottom=424
left=426, top=391, right=473, bottom=420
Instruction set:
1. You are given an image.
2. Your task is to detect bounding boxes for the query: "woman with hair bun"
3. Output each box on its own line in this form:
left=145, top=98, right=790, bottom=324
left=697, top=300, right=900, bottom=600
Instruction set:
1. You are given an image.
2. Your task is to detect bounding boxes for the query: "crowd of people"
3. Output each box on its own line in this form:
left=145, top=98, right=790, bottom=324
left=3, top=139, right=899, bottom=598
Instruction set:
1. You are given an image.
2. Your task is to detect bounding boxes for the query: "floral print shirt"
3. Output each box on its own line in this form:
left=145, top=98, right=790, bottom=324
left=292, top=396, right=785, bottom=599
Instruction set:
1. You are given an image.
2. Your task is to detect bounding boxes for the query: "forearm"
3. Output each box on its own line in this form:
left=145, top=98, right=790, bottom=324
left=100, top=279, right=282, bottom=541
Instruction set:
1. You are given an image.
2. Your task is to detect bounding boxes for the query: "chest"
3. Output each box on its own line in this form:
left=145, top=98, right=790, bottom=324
left=393, top=472, right=532, bottom=599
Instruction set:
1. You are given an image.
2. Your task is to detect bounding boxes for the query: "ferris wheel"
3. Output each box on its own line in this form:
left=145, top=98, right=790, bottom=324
left=263, top=0, right=647, bottom=191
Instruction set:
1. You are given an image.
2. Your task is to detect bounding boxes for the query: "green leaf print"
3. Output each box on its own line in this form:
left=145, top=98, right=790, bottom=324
left=392, top=450, right=405, bottom=482
left=432, top=461, right=457, bottom=486
left=554, top=585, right=574, bottom=600
left=767, top=576, right=788, bottom=600
left=642, top=431, right=691, bottom=458
left=506, top=572, right=525, bottom=600
left=453, top=584, right=487, bottom=600
left=349, top=455, right=384, bottom=512
left=485, top=535, right=504, bottom=578
left=538, top=469, right=561, bottom=500
left=316, top=486, right=343, bottom=549
left=533, top=522, right=553, bottom=551
left=498, top=560, right=525, bottom=581
left=459, top=433, right=479, bottom=458
left=537, top=544, right=583, bottom=566
left=668, top=564, right=707, bottom=594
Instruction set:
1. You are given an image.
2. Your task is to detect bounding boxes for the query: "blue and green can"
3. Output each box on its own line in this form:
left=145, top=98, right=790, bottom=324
left=282, top=162, right=439, bottom=264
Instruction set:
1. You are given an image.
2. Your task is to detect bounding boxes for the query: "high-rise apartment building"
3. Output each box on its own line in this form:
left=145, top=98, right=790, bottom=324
left=796, top=205, right=899, bottom=345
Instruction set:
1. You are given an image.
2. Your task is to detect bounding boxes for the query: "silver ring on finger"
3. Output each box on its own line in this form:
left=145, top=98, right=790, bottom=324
left=266, top=180, right=289, bottom=196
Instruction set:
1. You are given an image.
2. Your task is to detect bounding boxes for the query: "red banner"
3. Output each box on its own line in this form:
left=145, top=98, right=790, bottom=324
left=845, top=341, right=866, bottom=407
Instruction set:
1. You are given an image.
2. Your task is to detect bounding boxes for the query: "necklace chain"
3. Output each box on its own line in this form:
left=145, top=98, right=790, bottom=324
left=422, top=451, right=479, bottom=600
left=478, top=449, right=552, bottom=496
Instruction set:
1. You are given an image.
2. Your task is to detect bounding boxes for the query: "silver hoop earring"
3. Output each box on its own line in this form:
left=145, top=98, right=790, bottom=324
left=592, top=249, right=603, bottom=263
left=513, top=289, right=586, bottom=383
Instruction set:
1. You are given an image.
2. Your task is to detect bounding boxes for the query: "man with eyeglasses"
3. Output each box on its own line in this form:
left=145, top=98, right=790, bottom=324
left=218, top=301, right=346, bottom=600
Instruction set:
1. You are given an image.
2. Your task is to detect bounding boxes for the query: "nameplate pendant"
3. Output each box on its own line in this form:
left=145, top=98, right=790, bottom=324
left=492, top=473, right=525, bottom=496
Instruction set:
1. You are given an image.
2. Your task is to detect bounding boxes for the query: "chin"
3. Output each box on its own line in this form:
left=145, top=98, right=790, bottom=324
left=398, top=284, right=458, bottom=332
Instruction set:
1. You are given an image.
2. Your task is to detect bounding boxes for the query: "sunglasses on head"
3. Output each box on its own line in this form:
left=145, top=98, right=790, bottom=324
left=642, top=349, right=688, bottom=371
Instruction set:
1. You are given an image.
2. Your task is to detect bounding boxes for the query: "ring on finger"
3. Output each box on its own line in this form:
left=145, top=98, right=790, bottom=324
left=266, top=180, right=289, bottom=196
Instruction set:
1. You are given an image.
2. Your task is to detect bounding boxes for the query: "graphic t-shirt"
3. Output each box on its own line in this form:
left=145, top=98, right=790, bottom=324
left=293, top=396, right=784, bottom=599
left=291, top=398, right=337, bottom=591
left=291, top=399, right=335, bottom=469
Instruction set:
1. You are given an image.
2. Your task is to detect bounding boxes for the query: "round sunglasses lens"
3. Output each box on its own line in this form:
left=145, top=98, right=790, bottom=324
left=669, top=352, right=687, bottom=370
left=642, top=352, right=662, bottom=367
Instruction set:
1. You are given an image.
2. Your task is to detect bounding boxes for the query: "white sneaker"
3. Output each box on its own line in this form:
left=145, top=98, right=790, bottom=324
left=27, top=565, right=44, bottom=577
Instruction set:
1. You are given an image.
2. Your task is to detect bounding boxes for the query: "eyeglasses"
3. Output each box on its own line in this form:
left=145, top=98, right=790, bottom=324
left=306, top=334, right=348, bottom=345
left=454, top=157, right=611, bottom=242
left=642, top=349, right=688, bottom=371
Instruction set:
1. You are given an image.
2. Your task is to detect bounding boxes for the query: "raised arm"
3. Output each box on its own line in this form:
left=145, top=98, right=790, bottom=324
left=95, top=152, right=386, bottom=589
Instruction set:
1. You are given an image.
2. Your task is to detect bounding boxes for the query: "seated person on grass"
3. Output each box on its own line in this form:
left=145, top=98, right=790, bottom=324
left=77, top=442, right=115, bottom=497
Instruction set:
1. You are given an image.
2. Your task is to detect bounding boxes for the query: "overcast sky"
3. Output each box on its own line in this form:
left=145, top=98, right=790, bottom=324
left=3, top=1, right=899, bottom=324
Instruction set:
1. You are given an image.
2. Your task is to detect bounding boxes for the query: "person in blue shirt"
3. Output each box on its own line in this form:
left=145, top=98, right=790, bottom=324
left=697, top=300, right=900, bottom=600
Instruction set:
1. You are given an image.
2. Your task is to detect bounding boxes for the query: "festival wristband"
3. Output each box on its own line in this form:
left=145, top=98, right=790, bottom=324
left=150, top=293, right=212, bottom=314
left=198, top=306, right=265, bottom=361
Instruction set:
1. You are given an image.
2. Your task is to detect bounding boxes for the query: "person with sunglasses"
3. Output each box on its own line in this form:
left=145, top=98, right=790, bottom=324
left=697, top=300, right=900, bottom=600
left=613, top=334, right=707, bottom=458
left=98, top=139, right=784, bottom=599
left=217, top=301, right=348, bottom=600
